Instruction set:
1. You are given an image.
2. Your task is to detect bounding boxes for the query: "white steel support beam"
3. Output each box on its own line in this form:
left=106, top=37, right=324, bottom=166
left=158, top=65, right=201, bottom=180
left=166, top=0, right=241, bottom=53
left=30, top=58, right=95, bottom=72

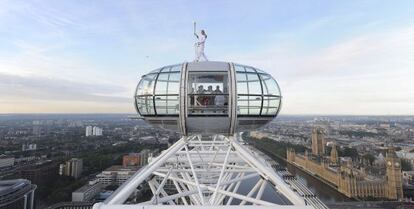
left=240, top=179, right=264, bottom=205
left=94, top=134, right=319, bottom=209
left=102, top=137, right=187, bottom=205
left=151, top=180, right=175, bottom=205
left=181, top=172, right=202, bottom=205
left=226, top=173, right=244, bottom=205
left=184, top=145, right=204, bottom=204
left=210, top=146, right=231, bottom=204
left=171, top=178, right=188, bottom=205
left=153, top=171, right=276, bottom=206
left=231, top=135, right=307, bottom=206
left=151, top=167, right=173, bottom=204
left=214, top=172, right=236, bottom=205
left=256, top=180, right=267, bottom=202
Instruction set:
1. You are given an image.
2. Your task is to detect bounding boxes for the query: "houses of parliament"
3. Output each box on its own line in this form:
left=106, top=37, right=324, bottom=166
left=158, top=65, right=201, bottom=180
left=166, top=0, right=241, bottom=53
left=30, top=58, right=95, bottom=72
left=287, top=127, right=403, bottom=200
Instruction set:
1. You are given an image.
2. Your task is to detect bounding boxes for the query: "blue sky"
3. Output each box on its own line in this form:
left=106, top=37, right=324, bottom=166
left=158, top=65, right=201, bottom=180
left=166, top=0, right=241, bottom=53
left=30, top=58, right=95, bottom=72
left=1, top=0, right=414, bottom=114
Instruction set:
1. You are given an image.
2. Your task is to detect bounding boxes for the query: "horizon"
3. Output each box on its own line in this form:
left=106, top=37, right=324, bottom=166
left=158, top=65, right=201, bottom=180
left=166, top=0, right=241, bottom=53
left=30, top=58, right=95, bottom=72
left=1, top=1, right=414, bottom=115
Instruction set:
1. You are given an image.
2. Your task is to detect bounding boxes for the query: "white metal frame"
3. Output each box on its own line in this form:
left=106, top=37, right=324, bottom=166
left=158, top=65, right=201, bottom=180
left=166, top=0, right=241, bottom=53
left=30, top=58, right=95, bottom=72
left=93, top=134, right=325, bottom=209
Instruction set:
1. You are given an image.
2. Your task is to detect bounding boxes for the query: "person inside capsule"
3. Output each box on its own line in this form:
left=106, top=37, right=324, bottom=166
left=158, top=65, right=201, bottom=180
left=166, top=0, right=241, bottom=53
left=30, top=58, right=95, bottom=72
left=189, top=74, right=229, bottom=114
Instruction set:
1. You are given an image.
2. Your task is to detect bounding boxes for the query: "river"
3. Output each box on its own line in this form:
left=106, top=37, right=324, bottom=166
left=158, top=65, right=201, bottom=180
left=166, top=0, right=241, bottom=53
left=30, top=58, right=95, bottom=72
left=230, top=149, right=351, bottom=205
left=271, top=153, right=352, bottom=204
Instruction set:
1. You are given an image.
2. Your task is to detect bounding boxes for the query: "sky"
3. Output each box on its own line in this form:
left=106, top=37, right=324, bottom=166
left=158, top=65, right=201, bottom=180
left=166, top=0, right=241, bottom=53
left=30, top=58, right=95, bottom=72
left=0, top=0, right=414, bottom=115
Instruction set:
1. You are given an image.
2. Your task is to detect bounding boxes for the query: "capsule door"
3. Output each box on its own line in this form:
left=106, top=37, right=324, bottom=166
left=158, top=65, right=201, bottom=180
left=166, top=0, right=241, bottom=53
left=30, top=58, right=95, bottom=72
left=184, top=62, right=231, bottom=134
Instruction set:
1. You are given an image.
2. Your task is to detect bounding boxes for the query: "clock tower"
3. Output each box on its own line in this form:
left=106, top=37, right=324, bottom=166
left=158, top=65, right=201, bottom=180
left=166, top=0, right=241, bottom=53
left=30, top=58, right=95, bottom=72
left=386, top=147, right=403, bottom=200
left=311, top=127, right=326, bottom=156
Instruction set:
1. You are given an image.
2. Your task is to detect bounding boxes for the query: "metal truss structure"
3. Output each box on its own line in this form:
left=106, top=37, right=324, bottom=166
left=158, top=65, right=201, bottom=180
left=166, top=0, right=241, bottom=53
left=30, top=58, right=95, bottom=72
left=93, top=135, right=326, bottom=209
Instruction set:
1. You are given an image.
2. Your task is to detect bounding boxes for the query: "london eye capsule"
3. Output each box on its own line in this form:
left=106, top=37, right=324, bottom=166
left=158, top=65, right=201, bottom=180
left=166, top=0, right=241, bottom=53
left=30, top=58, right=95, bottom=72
left=134, top=61, right=282, bottom=135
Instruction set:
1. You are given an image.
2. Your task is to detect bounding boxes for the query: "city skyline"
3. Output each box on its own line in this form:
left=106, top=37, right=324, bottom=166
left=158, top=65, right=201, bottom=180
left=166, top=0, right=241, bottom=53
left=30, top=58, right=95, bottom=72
left=1, top=1, right=414, bottom=115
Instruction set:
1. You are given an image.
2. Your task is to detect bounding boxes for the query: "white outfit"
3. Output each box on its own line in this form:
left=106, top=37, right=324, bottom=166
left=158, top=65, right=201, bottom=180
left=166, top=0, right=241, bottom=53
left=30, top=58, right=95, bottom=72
left=195, top=34, right=208, bottom=62
left=215, top=95, right=225, bottom=106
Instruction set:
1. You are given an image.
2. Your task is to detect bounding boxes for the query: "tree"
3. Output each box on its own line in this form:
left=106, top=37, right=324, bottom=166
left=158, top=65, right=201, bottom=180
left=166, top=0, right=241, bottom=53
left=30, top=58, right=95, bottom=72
left=243, top=132, right=307, bottom=159
left=362, top=154, right=376, bottom=166
left=340, top=147, right=359, bottom=160
left=401, top=159, right=412, bottom=171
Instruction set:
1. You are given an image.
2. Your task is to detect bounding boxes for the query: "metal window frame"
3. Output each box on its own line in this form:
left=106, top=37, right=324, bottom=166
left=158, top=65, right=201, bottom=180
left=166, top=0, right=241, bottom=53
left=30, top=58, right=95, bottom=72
left=234, top=64, right=282, bottom=117
left=134, top=64, right=183, bottom=117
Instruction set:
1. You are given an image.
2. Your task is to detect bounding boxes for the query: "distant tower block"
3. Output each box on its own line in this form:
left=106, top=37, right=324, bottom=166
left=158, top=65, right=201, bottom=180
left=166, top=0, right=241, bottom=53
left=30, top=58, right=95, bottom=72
left=85, top=126, right=93, bottom=136
left=330, top=142, right=339, bottom=165
left=311, top=127, right=325, bottom=156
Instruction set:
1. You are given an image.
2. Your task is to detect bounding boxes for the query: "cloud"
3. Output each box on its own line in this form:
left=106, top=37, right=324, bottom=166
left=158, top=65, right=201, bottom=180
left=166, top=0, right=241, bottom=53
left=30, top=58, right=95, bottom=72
left=224, top=25, right=414, bottom=79
left=0, top=73, right=135, bottom=113
left=0, top=39, right=138, bottom=94
left=292, top=26, right=414, bottom=78
left=222, top=25, right=414, bottom=115
left=0, top=73, right=130, bottom=102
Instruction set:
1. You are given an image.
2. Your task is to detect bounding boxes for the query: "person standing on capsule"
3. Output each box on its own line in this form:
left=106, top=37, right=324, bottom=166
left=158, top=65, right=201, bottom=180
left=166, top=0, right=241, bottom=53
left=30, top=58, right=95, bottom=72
left=194, top=30, right=208, bottom=62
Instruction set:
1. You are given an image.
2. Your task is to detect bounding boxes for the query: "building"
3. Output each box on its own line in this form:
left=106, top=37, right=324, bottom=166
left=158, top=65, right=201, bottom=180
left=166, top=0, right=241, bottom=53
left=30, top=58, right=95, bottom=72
left=59, top=164, right=65, bottom=176
left=95, top=191, right=113, bottom=202
left=287, top=147, right=404, bottom=200
left=44, top=202, right=94, bottom=209
left=403, top=171, right=414, bottom=184
left=396, top=150, right=414, bottom=168
left=92, top=126, right=103, bottom=136
left=86, top=126, right=103, bottom=137
left=311, top=127, right=325, bottom=156
left=122, top=153, right=140, bottom=167
left=72, top=180, right=103, bottom=202
left=60, top=158, right=83, bottom=179
left=32, top=126, right=42, bottom=136
left=0, top=155, right=14, bottom=169
left=15, top=156, right=36, bottom=164
left=121, top=150, right=151, bottom=167
left=386, top=147, right=404, bottom=199
left=0, top=179, right=37, bottom=209
left=139, top=149, right=150, bottom=166
left=96, top=165, right=138, bottom=186
left=85, top=126, right=93, bottom=137
left=22, top=143, right=37, bottom=151
left=20, top=161, right=58, bottom=186
left=330, top=143, right=339, bottom=166
left=139, top=136, right=156, bottom=144
left=249, top=131, right=268, bottom=139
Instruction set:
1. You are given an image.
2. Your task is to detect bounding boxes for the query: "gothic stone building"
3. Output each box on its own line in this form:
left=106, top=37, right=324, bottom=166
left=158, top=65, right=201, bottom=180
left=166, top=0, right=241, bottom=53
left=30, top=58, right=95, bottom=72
left=287, top=147, right=403, bottom=200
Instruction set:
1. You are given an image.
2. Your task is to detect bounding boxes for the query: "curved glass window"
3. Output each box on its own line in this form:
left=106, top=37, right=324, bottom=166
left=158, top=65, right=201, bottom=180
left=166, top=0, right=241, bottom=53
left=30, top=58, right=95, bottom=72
left=135, top=64, right=182, bottom=116
left=262, top=96, right=280, bottom=115
left=154, top=95, right=179, bottom=114
left=260, top=74, right=280, bottom=96
left=137, top=74, right=156, bottom=95
left=235, top=64, right=281, bottom=116
left=137, top=96, right=155, bottom=115
left=155, top=72, right=180, bottom=95
left=149, top=68, right=162, bottom=74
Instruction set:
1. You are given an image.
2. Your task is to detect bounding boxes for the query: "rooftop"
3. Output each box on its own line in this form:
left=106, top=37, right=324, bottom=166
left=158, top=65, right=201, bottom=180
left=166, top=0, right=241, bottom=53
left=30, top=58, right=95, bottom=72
left=0, top=179, right=36, bottom=197
left=104, top=165, right=139, bottom=172
left=73, top=181, right=102, bottom=193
